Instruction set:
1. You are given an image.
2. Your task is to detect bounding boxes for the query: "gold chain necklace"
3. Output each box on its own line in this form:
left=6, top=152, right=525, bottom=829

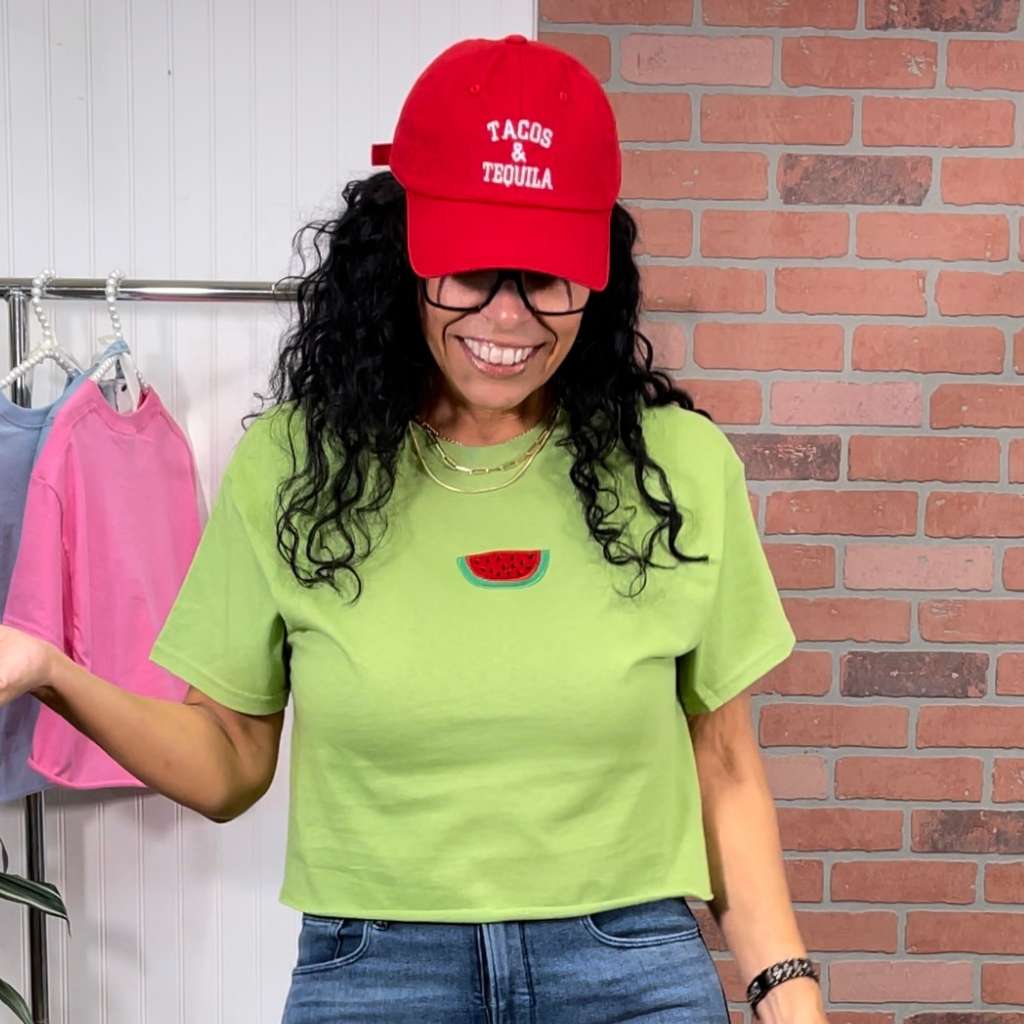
left=409, top=412, right=559, bottom=494
left=414, top=405, right=559, bottom=476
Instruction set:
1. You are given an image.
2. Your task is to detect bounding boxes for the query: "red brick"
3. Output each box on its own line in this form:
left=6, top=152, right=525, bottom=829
left=837, top=756, right=982, bottom=801
left=704, top=0, right=857, bottom=26
left=943, top=158, right=1024, bottom=205
left=763, top=754, right=828, bottom=800
left=986, top=861, right=1024, bottom=901
left=701, top=210, right=847, bottom=259
left=794, top=910, right=898, bottom=952
left=765, top=543, right=836, bottom=589
left=937, top=270, right=1024, bottom=316
left=784, top=597, right=911, bottom=642
left=845, top=543, right=993, bottom=591
left=776, top=268, right=926, bottom=315
left=782, top=36, right=938, bottom=89
left=622, top=149, right=768, bottom=200
left=863, top=97, right=1015, bottom=148
left=780, top=154, right=931, bottom=206
left=671, top=380, right=761, bottom=423
left=948, top=39, right=1024, bottom=90
left=867, top=0, right=1021, bottom=31
left=674, top=378, right=762, bottom=424
left=541, top=0, right=693, bottom=22
left=536, top=32, right=611, bottom=81
left=919, top=705, right=1024, bottom=745
left=1005, top=548, right=1024, bottom=590
left=772, top=382, right=922, bottom=426
left=1016, top=328, right=1024, bottom=372
left=751, top=649, right=832, bottom=698
left=913, top=808, right=1024, bottom=854
left=998, top=653, right=1024, bottom=695
left=831, top=860, right=977, bottom=904
left=761, top=704, right=908, bottom=747
left=786, top=859, right=826, bottom=902
left=852, top=325, right=1005, bottom=374
left=778, top=808, right=903, bottom=852
left=927, top=492, right=1024, bottom=538
left=701, top=95, right=852, bottom=145
left=857, top=212, right=1009, bottom=262
left=637, top=318, right=686, bottom=370
left=641, top=265, right=765, bottom=313
left=933, top=384, right=1024, bottom=429
left=766, top=490, right=918, bottom=537
left=849, top=436, right=1000, bottom=483
left=628, top=206, right=693, bottom=256
left=907, top=910, right=1024, bottom=954
left=983, top=962, right=1024, bottom=1005
left=695, top=324, right=843, bottom=373
left=1012, top=440, right=1024, bottom=483
left=920, top=600, right=1024, bottom=643
left=831, top=961, right=973, bottom=1004
left=621, top=34, right=772, bottom=86
left=609, top=93, right=691, bottom=142
left=729, top=433, right=841, bottom=479
left=842, top=650, right=989, bottom=699
left=994, top=758, right=1024, bottom=803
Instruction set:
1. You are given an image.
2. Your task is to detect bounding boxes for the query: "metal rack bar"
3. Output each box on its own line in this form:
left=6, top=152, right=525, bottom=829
left=3, top=276, right=298, bottom=1024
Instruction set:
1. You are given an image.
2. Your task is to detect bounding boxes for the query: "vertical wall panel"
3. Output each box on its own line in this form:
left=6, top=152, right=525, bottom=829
left=0, top=1, right=534, bottom=1021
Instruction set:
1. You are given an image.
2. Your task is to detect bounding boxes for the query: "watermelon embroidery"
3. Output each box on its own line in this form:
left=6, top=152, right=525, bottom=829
left=457, top=549, right=549, bottom=589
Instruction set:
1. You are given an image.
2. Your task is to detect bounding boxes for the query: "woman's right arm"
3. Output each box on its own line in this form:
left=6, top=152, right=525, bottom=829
left=3, top=625, right=283, bottom=822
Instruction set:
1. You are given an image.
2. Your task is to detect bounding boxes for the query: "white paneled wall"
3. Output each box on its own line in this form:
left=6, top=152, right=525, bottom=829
left=0, top=2, right=535, bottom=1021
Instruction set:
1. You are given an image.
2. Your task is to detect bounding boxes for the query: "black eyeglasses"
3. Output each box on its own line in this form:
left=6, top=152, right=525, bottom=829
left=419, top=269, right=590, bottom=316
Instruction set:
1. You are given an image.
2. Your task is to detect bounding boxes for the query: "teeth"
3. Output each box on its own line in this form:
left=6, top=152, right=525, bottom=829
left=462, top=336, right=531, bottom=366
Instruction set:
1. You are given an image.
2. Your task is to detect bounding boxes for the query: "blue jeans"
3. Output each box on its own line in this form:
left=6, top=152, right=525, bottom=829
left=281, top=896, right=730, bottom=1023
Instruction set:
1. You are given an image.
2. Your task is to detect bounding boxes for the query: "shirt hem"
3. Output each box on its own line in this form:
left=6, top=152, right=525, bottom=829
left=277, top=885, right=716, bottom=923
left=149, top=639, right=288, bottom=716
left=687, top=633, right=796, bottom=716
left=25, top=757, right=147, bottom=791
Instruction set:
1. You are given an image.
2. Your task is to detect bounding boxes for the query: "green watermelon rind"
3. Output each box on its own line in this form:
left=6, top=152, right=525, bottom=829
left=456, top=549, right=550, bottom=589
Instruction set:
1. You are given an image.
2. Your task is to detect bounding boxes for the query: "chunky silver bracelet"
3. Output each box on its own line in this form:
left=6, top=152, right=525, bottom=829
left=746, top=957, right=819, bottom=1016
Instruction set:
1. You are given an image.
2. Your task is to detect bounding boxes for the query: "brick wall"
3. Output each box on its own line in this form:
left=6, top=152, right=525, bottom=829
left=539, top=1, right=1024, bottom=1019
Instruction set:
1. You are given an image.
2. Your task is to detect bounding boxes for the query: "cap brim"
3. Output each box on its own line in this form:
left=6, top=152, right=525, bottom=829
left=405, top=192, right=611, bottom=293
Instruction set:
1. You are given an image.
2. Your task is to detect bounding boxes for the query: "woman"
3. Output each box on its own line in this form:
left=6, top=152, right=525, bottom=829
left=0, top=35, right=827, bottom=1024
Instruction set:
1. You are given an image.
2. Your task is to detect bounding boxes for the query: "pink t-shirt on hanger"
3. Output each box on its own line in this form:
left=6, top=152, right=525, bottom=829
left=2, top=378, right=202, bottom=790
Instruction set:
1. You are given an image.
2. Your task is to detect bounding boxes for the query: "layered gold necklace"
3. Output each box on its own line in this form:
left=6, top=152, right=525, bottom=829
left=410, top=404, right=560, bottom=495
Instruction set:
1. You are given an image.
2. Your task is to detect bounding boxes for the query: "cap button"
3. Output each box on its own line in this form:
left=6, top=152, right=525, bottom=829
left=505, top=34, right=528, bottom=44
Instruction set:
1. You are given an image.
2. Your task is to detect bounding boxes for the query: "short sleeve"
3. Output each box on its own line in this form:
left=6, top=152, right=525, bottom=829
left=676, top=450, right=796, bottom=716
left=2, top=478, right=69, bottom=652
left=148, top=471, right=289, bottom=716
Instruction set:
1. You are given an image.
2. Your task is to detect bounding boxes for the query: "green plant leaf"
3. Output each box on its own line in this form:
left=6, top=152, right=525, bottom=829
left=0, top=976, right=32, bottom=1024
left=0, top=872, right=68, bottom=925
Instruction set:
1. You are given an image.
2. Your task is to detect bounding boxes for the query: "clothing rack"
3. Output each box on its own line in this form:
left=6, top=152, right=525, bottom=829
left=2, top=276, right=296, bottom=1024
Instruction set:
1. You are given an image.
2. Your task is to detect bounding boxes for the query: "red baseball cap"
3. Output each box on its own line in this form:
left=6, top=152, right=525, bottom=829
left=371, top=34, right=621, bottom=293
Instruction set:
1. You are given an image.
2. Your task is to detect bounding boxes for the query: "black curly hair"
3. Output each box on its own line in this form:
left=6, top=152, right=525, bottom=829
left=254, top=170, right=712, bottom=603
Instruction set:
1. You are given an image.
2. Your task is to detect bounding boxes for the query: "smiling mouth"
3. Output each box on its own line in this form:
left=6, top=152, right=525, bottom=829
left=456, top=335, right=542, bottom=368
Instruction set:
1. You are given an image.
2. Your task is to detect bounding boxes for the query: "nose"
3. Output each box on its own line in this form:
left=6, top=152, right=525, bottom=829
left=482, top=277, right=532, bottom=324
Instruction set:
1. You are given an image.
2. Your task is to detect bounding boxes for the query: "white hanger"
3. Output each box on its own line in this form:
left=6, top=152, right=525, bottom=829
left=89, top=269, right=145, bottom=410
left=0, top=270, right=83, bottom=393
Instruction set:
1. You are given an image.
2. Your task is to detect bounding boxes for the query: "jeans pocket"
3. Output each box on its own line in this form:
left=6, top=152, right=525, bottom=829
left=292, top=914, right=372, bottom=975
left=582, top=897, right=701, bottom=948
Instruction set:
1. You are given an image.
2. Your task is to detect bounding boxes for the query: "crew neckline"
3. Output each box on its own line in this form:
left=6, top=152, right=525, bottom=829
left=409, top=405, right=565, bottom=471
left=0, top=380, right=71, bottom=429
left=80, top=377, right=162, bottom=434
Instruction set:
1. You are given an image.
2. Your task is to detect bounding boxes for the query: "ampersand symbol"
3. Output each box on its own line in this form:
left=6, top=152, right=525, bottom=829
left=511, top=141, right=526, bottom=163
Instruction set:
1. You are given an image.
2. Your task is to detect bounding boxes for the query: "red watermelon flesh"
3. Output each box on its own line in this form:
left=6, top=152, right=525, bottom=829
left=466, top=549, right=542, bottom=582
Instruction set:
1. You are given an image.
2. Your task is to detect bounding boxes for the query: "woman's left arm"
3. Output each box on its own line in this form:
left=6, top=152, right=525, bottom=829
left=688, top=691, right=828, bottom=1024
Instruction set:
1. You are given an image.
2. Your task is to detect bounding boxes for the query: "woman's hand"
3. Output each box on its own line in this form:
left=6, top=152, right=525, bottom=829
left=0, top=624, right=62, bottom=706
left=753, top=976, right=828, bottom=1023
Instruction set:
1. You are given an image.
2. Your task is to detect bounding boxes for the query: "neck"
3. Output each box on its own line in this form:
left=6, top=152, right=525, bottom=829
left=417, top=390, right=554, bottom=446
